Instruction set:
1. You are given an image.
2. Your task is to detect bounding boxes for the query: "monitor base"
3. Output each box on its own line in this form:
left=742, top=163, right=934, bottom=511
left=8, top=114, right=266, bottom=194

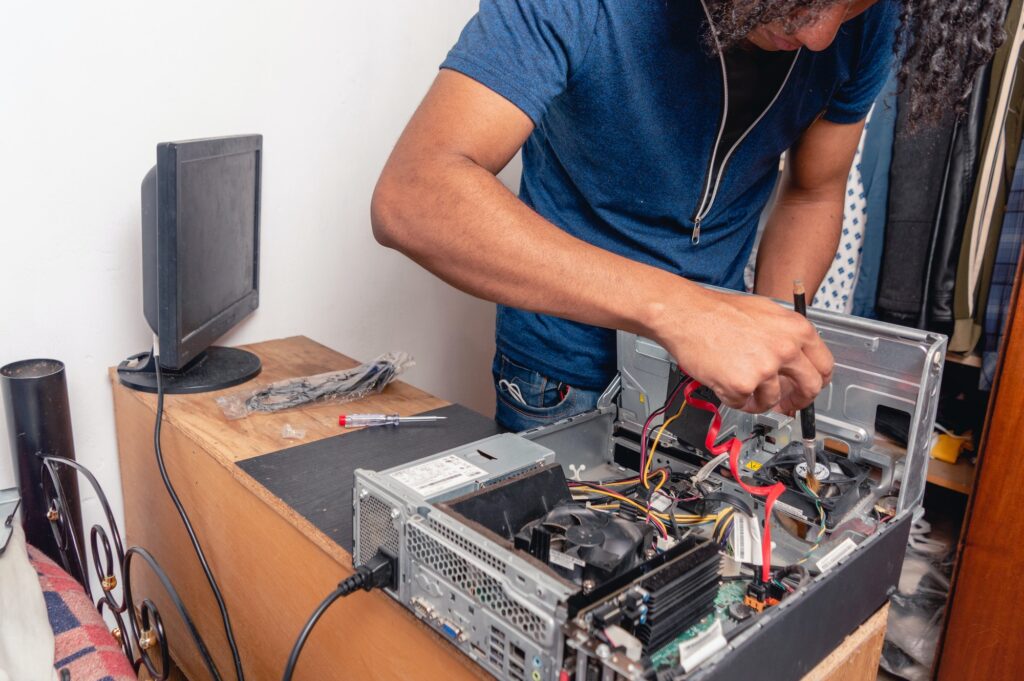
left=117, top=346, right=261, bottom=394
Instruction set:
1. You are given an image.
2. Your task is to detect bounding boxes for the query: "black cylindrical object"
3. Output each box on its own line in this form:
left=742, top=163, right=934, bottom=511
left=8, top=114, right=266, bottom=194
left=792, top=283, right=817, bottom=438
left=1, top=359, right=83, bottom=569
left=793, top=283, right=819, bottom=490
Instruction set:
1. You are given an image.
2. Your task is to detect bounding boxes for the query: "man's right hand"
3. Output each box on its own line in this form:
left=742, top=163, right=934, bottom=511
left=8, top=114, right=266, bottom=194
left=647, top=286, right=833, bottom=414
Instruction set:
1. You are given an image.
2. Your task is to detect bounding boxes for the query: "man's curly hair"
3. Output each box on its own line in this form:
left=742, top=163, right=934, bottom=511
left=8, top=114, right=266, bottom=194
left=703, top=0, right=1008, bottom=128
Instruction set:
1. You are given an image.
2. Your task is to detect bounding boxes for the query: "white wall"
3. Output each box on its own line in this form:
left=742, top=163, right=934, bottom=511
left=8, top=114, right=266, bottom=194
left=0, top=1, right=511, bottom=554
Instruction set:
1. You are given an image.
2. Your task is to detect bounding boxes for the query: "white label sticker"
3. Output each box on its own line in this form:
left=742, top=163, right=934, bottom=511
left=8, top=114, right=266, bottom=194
left=548, top=549, right=585, bottom=570
left=678, top=619, right=728, bottom=672
left=816, top=537, right=858, bottom=573
left=649, top=492, right=674, bottom=513
left=390, top=455, right=488, bottom=497
left=729, top=514, right=763, bottom=565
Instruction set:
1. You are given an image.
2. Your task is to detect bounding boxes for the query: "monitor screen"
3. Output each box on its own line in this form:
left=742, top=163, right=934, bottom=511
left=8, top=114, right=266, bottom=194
left=178, top=151, right=258, bottom=341
left=141, top=134, right=262, bottom=370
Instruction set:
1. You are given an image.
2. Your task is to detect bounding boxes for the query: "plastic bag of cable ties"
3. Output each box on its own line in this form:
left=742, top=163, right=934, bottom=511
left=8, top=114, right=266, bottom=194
left=215, top=352, right=414, bottom=419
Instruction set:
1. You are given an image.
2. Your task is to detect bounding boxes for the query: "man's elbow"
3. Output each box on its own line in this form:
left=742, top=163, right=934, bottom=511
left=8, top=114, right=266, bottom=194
left=370, top=171, right=406, bottom=251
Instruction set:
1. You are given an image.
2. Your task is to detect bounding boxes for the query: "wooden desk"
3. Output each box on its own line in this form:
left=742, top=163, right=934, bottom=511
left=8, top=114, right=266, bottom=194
left=111, top=336, right=888, bottom=680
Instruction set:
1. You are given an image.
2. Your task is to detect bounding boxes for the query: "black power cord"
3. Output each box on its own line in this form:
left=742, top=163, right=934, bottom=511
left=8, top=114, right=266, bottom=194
left=154, top=350, right=246, bottom=681
left=282, top=551, right=396, bottom=681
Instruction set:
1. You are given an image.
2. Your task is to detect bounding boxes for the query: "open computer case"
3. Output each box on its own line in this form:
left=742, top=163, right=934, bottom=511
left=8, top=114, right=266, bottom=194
left=353, top=301, right=944, bottom=680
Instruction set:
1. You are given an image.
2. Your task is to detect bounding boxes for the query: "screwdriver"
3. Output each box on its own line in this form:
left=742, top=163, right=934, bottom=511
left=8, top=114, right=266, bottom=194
left=338, top=413, right=447, bottom=427
left=793, top=280, right=821, bottom=495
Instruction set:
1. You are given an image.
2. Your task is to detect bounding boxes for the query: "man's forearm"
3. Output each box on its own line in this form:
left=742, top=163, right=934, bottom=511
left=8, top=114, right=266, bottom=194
left=374, top=152, right=833, bottom=412
left=753, top=189, right=844, bottom=302
left=755, top=116, right=862, bottom=303
left=372, top=150, right=700, bottom=344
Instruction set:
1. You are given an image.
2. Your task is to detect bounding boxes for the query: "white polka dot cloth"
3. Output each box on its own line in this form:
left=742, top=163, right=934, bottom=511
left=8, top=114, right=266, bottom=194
left=813, top=107, right=873, bottom=313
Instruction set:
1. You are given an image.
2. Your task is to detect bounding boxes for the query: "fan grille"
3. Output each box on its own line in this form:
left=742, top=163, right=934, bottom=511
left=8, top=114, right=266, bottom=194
left=357, top=494, right=399, bottom=565
left=408, top=524, right=548, bottom=643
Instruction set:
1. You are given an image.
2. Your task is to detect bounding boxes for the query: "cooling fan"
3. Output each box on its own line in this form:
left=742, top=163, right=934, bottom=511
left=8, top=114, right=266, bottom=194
left=752, top=445, right=872, bottom=529
left=514, top=503, right=657, bottom=585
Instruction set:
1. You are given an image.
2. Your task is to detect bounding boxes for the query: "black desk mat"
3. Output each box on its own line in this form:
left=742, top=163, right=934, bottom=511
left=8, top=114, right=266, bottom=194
left=236, top=404, right=503, bottom=551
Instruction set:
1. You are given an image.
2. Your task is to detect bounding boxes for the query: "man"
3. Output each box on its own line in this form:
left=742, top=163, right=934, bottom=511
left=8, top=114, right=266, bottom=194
left=372, top=0, right=1003, bottom=430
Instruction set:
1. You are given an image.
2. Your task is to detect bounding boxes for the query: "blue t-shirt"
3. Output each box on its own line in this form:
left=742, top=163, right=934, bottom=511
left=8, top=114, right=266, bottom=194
left=442, top=0, right=898, bottom=389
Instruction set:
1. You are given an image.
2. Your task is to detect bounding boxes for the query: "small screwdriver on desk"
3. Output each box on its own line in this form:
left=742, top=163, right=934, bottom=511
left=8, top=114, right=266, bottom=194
left=339, top=413, right=448, bottom=427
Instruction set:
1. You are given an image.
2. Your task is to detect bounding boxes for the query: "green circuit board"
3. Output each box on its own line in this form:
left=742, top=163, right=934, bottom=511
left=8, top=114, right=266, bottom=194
left=649, top=580, right=749, bottom=671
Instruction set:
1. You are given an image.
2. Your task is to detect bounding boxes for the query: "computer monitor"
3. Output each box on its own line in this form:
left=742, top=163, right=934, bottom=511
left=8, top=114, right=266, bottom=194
left=118, top=135, right=263, bottom=394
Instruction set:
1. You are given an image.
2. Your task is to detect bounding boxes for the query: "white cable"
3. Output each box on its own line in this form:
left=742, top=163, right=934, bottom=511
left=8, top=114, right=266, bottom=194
left=907, top=507, right=948, bottom=557
left=498, top=379, right=527, bottom=406
left=597, top=374, right=621, bottom=408
left=693, top=452, right=731, bottom=483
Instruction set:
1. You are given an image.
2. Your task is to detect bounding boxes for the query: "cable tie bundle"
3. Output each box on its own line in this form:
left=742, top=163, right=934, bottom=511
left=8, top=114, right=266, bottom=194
left=215, top=352, right=414, bottom=419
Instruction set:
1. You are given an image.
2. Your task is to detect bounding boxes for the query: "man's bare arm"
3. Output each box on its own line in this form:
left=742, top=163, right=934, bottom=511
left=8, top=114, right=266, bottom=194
left=755, top=116, right=866, bottom=300
left=372, top=70, right=831, bottom=413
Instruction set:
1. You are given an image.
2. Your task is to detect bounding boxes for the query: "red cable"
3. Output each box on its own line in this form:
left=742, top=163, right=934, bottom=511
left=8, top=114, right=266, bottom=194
left=684, top=381, right=784, bottom=583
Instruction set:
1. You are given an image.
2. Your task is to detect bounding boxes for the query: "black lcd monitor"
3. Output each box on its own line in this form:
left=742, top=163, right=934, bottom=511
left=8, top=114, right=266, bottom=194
left=118, top=135, right=263, bottom=394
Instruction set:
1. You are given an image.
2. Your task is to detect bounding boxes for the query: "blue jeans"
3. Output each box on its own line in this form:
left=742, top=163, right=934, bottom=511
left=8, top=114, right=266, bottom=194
left=492, top=353, right=602, bottom=432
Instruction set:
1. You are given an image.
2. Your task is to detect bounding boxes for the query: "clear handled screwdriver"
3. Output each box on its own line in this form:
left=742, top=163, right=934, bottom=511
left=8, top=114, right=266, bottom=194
left=338, top=413, right=448, bottom=427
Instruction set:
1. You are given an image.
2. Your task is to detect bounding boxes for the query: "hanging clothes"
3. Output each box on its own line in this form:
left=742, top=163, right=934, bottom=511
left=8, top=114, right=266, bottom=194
left=924, top=64, right=992, bottom=335
left=851, top=67, right=899, bottom=319
left=875, top=95, right=958, bottom=326
left=950, top=0, right=1024, bottom=353
left=814, top=109, right=871, bottom=312
left=981, top=139, right=1024, bottom=389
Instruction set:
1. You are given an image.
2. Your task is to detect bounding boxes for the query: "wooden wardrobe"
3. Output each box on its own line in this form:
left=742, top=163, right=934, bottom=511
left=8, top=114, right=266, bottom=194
left=936, top=255, right=1024, bottom=679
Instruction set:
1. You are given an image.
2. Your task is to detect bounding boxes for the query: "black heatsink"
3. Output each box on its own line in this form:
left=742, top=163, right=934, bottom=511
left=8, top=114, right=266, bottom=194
left=634, top=540, right=721, bottom=652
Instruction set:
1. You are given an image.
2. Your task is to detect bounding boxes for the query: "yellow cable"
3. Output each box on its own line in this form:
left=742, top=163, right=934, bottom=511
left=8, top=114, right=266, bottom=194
left=713, top=507, right=726, bottom=537
left=713, top=507, right=735, bottom=543
left=569, top=491, right=671, bottom=532
left=645, top=400, right=687, bottom=487
left=602, top=479, right=640, bottom=486
left=571, top=485, right=720, bottom=526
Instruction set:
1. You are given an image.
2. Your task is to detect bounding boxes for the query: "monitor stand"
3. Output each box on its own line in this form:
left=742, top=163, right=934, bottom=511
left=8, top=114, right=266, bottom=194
left=117, top=347, right=261, bottom=394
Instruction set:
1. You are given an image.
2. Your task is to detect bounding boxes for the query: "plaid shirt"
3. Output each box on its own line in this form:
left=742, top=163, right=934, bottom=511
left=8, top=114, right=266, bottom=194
left=981, top=140, right=1024, bottom=388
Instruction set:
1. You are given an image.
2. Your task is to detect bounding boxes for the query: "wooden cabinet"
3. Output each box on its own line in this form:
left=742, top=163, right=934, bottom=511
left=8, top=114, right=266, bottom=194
left=936, top=261, right=1024, bottom=679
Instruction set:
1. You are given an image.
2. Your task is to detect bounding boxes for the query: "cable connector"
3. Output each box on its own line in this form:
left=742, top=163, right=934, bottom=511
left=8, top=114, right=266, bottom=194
left=743, top=579, right=770, bottom=613
left=342, top=550, right=397, bottom=594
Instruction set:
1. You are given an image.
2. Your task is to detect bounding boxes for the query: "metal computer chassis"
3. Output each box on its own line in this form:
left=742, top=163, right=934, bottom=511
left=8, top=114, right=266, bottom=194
left=354, top=302, right=945, bottom=680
